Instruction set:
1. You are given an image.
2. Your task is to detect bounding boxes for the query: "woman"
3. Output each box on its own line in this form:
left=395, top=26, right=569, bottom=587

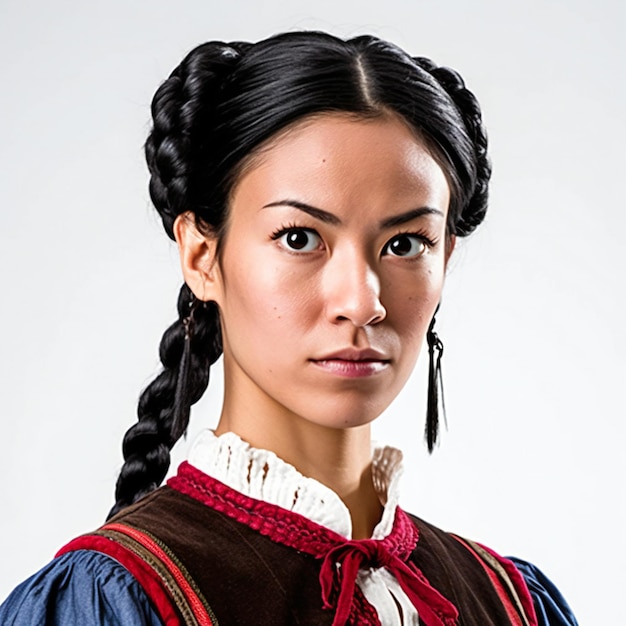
left=0, top=31, right=578, bottom=625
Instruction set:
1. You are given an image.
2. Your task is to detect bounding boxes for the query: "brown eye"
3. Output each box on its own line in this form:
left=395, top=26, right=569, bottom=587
left=384, top=234, right=427, bottom=258
left=279, top=228, right=322, bottom=252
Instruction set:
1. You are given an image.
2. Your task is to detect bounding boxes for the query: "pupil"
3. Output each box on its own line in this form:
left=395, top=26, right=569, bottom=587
left=287, top=230, right=309, bottom=250
left=391, top=236, right=412, bottom=255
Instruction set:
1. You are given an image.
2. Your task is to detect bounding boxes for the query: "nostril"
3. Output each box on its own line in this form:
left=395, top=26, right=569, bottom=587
left=324, top=259, right=386, bottom=327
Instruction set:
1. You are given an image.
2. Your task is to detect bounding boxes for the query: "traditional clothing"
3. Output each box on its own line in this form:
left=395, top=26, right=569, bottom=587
left=0, top=431, right=578, bottom=625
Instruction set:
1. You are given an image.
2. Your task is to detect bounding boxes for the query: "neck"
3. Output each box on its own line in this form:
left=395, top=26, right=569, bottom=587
left=215, top=403, right=383, bottom=540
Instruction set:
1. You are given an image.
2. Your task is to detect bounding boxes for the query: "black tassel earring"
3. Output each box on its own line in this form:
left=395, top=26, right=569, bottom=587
left=171, top=288, right=197, bottom=443
left=425, top=308, right=446, bottom=452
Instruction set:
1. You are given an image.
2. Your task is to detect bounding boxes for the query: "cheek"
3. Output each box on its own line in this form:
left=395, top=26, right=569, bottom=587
left=383, top=266, right=444, bottom=352
left=219, top=248, right=320, bottom=340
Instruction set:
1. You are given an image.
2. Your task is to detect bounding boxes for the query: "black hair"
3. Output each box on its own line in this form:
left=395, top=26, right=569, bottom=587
left=108, top=31, right=491, bottom=518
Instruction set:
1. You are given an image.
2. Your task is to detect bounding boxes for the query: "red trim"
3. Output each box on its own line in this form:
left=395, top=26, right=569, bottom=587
left=56, top=535, right=181, bottom=626
left=475, top=541, right=539, bottom=626
left=104, top=523, right=215, bottom=626
left=452, top=536, right=537, bottom=626
left=169, top=461, right=417, bottom=558
left=169, top=462, right=359, bottom=552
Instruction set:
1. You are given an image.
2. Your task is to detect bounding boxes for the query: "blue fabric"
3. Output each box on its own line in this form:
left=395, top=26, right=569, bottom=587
left=0, top=550, right=162, bottom=626
left=1, top=549, right=578, bottom=625
left=510, top=557, right=580, bottom=626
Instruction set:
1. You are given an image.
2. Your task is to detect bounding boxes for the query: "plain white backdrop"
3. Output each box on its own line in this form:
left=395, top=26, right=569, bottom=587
left=1, top=1, right=624, bottom=623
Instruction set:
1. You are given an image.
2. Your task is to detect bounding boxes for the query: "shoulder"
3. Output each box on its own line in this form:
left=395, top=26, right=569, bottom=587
left=407, top=512, right=578, bottom=626
left=0, top=550, right=162, bottom=626
left=508, top=557, right=580, bottom=626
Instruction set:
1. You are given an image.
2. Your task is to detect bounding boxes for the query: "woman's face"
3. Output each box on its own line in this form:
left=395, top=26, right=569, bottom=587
left=190, top=113, right=452, bottom=431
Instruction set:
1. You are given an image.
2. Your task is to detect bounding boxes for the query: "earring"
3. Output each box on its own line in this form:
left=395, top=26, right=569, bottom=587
left=171, top=287, right=197, bottom=442
left=425, top=307, right=446, bottom=452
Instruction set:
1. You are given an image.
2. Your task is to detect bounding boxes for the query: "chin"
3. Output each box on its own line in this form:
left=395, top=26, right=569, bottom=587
left=294, top=396, right=392, bottom=431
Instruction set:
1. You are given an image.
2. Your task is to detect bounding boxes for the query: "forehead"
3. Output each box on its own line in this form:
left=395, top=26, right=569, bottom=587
left=229, top=113, right=451, bottom=221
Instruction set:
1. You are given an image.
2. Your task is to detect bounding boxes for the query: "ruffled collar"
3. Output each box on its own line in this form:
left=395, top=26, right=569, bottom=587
left=187, top=429, right=404, bottom=540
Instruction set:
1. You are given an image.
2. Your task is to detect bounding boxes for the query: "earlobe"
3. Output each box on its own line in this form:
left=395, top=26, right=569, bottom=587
left=173, top=213, right=221, bottom=302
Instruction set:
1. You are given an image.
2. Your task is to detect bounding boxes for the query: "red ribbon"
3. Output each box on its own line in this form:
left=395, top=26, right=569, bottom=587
left=319, top=535, right=459, bottom=626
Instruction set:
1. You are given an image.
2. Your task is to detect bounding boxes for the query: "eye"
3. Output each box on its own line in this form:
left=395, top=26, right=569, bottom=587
left=275, top=228, right=322, bottom=252
left=383, top=233, right=428, bottom=258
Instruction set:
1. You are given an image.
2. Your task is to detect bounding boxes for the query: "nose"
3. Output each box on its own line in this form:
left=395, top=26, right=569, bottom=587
left=324, top=249, right=386, bottom=327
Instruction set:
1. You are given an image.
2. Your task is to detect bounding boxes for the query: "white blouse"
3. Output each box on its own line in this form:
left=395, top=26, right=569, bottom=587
left=188, top=430, right=419, bottom=625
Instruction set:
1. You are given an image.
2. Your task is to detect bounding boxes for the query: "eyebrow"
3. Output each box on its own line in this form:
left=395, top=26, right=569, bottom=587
left=262, top=199, right=444, bottom=228
left=263, top=200, right=341, bottom=225
left=380, top=207, right=444, bottom=228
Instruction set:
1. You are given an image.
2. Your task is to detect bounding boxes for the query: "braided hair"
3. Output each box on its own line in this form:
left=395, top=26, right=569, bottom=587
left=109, top=31, right=491, bottom=517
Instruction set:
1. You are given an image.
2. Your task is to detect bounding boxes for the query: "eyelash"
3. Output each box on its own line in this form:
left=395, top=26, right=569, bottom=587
left=270, top=224, right=438, bottom=256
left=270, top=223, right=323, bottom=252
left=270, top=223, right=313, bottom=241
left=386, top=229, right=438, bottom=250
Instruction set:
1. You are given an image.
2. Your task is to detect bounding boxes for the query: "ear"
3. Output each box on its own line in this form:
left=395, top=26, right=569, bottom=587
left=444, top=234, right=456, bottom=269
left=173, top=213, right=222, bottom=302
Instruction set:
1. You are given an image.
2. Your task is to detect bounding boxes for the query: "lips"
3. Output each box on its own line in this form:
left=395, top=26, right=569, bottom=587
left=310, top=348, right=390, bottom=378
left=312, top=348, right=390, bottom=362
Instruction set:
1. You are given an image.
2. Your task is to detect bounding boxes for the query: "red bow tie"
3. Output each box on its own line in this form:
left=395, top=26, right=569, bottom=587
left=319, top=525, right=458, bottom=626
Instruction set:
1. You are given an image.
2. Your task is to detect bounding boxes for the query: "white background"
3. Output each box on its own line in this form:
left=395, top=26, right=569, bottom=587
left=1, top=1, right=624, bottom=623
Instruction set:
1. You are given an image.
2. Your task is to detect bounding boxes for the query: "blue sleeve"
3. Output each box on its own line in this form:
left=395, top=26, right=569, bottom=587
left=0, top=550, right=163, bottom=626
left=508, top=557, right=579, bottom=626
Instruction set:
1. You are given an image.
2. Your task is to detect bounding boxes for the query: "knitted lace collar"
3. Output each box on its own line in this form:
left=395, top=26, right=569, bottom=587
left=187, top=429, right=404, bottom=540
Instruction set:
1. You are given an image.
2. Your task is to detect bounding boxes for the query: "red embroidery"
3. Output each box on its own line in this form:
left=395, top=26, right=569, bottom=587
left=104, top=523, right=215, bottom=626
left=169, top=462, right=458, bottom=626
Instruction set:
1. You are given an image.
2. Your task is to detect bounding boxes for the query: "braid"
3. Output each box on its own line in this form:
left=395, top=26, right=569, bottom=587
left=145, top=41, right=248, bottom=239
left=109, top=285, right=222, bottom=518
left=109, top=42, right=245, bottom=517
left=413, top=57, right=492, bottom=237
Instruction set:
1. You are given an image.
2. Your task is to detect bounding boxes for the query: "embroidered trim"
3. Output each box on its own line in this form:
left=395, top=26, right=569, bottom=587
left=169, top=462, right=458, bottom=626
left=57, top=523, right=218, bottom=626
left=472, top=540, right=539, bottom=626
left=104, top=523, right=217, bottom=626
left=452, top=536, right=537, bottom=626
left=188, top=429, right=404, bottom=539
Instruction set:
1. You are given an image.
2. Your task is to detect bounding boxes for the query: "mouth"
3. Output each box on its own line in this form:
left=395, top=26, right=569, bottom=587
left=310, top=348, right=390, bottom=378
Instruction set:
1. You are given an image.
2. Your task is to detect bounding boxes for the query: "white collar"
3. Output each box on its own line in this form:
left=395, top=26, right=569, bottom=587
left=187, top=429, right=404, bottom=540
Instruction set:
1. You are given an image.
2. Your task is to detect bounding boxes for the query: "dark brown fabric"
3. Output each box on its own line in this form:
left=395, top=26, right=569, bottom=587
left=407, top=514, right=523, bottom=625
left=110, top=487, right=332, bottom=625
left=107, top=486, right=525, bottom=625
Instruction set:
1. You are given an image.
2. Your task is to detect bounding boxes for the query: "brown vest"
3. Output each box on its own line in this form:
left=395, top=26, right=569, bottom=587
left=60, top=481, right=535, bottom=625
